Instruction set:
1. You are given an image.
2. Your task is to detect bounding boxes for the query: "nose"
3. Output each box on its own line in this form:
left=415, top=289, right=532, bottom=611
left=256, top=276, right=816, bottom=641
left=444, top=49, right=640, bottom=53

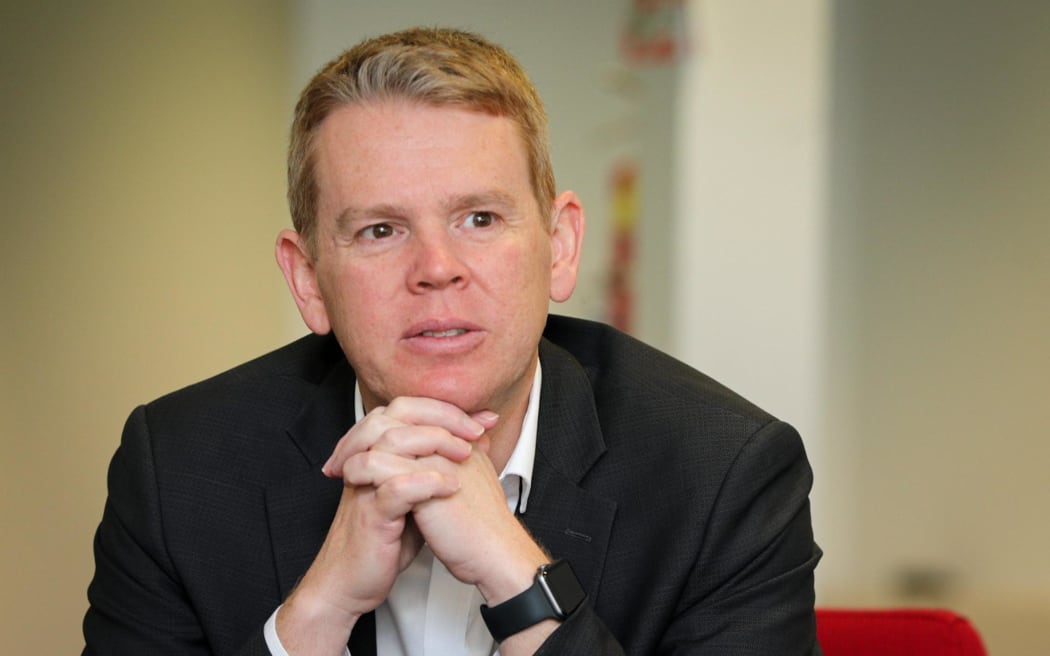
left=407, top=229, right=469, bottom=292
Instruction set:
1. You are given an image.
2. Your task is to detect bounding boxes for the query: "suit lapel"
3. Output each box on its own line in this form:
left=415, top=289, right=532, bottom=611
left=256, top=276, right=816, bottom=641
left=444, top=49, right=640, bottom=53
left=262, top=356, right=378, bottom=655
left=266, top=356, right=355, bottom=598
left=524, top=339, right=617, bottom=601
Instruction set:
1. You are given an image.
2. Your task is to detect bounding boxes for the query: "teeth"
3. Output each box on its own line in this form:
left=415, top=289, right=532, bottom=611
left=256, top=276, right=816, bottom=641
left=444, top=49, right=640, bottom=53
left=421, top=329, right=467, bottom=338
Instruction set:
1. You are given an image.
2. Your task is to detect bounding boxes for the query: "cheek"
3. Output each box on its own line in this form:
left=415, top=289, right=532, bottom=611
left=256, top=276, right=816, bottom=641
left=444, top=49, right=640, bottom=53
left=486, top=242, right=547, bottom=290
left=518, top=235, right=554, bottom=291
left=317, top=263, right=388, bottom=331
left=330, top=257, right=394, bottom=298
left=487, top=246, right=553, bottom=319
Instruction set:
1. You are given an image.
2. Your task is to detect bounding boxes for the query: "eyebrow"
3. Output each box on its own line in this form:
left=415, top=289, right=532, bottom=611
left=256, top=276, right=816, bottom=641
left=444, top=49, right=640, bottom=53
left=445, top=190, right=520, bottom=214
left=333, top=190, right=522, bottom=233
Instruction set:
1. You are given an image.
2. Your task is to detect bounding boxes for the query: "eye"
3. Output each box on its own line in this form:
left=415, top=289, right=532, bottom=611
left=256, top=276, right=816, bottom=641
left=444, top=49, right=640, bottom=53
left=464, top=211, right=496, bottom=229
left=360, top=223, right=396, bottom=240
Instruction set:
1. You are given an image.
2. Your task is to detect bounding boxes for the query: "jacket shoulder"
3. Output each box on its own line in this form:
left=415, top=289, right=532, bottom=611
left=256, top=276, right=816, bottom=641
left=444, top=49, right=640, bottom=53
left=542, top=314, right=774, bottom=427
left=129, top=333, right=348, bottom=469
left=146, top=333, right=344, bottom=414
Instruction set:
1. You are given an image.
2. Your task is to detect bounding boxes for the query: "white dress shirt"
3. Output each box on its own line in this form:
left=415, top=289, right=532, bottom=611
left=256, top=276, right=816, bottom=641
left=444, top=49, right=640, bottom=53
left=265, top=364, right=541, bottom=656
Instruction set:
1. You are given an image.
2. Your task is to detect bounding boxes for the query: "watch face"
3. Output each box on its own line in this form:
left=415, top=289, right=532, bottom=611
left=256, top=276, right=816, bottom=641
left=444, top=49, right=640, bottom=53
left=538, top=560, right=586, bottom=618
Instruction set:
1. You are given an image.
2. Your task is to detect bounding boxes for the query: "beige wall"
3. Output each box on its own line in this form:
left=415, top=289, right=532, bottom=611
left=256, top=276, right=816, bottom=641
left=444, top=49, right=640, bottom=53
left=0, top=2, right=292, bottom=651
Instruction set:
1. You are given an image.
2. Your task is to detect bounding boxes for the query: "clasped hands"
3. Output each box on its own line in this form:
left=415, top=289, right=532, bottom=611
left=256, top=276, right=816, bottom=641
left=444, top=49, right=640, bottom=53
left=277, top=397, right=549, bottom=654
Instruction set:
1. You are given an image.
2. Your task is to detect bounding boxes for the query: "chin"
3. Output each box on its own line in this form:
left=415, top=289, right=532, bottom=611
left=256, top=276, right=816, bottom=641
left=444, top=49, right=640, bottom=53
left=410, top=380, right=489, bottom=413
left=365, top=366, right=462, bottom=400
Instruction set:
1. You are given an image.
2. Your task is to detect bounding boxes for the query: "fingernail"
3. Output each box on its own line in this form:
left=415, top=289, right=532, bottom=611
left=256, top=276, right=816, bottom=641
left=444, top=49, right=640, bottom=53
left=476, top=411, right=499, bottom=426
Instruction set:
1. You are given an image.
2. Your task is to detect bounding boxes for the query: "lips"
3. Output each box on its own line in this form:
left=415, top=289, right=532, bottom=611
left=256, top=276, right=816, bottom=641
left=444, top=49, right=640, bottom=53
left=404, top=319, right=483, bottom=340
left=401, top=320, right=485, bottom=355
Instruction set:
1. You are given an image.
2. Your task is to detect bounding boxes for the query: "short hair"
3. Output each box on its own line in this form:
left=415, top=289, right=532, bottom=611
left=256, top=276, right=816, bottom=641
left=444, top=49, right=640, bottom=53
left=287, top=27, right=556, bottom=251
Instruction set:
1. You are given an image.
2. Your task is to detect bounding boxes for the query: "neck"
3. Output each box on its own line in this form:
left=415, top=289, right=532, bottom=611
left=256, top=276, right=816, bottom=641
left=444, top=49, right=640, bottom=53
left=484, top=405, right=526, bottom=474
left=479, top=356, right=539, bottom=473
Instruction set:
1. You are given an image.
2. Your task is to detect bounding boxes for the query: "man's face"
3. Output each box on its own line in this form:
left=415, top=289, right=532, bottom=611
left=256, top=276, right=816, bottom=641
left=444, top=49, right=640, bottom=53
left=288, top=99, right=581, bottom=416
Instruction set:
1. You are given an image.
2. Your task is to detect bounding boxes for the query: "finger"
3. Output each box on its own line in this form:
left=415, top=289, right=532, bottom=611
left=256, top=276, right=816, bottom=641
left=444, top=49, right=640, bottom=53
left=384, top=397, right=490, bottom=441
left=324, top=399, right=499, bottom=478
left=327, top=423, right=475, bottom=479
left=372, top=470, right=461, bottom=519
left=399, top=517, right=425, bottom=571
left=369, top=424, right=474, bottom=461
left=341, top=449, right=460, bottom=490
left=322, top=411, right=406, bottom=477
left=470, top=410, right=500, bottom=430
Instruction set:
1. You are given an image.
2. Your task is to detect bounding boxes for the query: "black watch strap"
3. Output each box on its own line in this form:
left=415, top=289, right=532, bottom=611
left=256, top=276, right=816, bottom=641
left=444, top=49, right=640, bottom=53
left=480, top=560, right=585, bottom=642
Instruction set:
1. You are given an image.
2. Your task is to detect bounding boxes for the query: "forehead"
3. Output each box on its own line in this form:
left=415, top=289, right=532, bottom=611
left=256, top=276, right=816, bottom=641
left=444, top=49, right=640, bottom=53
left=312, top=100, right=532, bottom=206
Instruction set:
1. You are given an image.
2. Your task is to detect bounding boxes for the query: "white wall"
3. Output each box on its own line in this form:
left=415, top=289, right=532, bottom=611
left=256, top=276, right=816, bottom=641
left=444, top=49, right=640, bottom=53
left=672, top=0, right=836, bottom=588
left=675, top=1, right=1050, bottom=653
left=827, top=2, right=1050, bottom=653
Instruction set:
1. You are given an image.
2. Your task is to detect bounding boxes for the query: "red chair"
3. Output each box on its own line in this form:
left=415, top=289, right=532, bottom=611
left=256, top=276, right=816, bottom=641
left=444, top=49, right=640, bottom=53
left=816, top=608, right=988, bottom=656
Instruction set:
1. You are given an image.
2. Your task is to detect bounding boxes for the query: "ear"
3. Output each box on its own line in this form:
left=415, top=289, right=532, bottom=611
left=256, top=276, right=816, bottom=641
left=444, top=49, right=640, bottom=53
left=275, top=229, right=332, bottom=335
left=548, top=190, right=585, bottom=303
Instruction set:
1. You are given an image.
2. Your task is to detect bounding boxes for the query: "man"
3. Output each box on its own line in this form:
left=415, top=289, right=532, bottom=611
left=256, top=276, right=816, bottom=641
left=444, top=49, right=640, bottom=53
left=83, top=27, right=821, bottom=655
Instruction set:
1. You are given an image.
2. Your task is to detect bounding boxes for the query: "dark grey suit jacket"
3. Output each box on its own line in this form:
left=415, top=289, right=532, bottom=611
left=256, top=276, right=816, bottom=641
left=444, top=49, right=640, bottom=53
left=83, top=315, right=821, bottom=655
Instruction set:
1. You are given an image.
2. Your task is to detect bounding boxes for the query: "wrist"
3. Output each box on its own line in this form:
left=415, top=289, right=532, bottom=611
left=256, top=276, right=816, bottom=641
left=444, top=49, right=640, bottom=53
left=277, top=586, right=360, bottom=652
left=480, top=560, right=586, bottom=643
left=476, top=542, right=549, bottom=605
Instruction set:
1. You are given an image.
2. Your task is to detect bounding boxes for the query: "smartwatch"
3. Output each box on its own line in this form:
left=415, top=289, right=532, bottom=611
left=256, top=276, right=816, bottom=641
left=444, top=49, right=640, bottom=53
left=480, top=560, right=586, bottom=642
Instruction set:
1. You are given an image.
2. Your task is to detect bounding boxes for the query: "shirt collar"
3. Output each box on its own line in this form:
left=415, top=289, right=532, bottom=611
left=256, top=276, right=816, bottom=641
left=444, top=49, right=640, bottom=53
left=502, top=362, right=540, bottom=513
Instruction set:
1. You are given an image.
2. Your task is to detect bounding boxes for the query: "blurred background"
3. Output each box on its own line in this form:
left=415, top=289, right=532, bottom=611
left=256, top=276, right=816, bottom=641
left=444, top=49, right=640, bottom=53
left=2, top=0, right=1048, bottom=652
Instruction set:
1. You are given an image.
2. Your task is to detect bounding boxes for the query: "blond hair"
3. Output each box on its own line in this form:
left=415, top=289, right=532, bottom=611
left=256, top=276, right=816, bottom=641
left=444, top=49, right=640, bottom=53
left=287, top=27, right=555, bottom=250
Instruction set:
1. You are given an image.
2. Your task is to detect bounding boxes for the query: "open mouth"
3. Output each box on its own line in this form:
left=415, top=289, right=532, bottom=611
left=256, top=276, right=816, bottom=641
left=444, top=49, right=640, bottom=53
left=420, top=328, right=468, bottom=338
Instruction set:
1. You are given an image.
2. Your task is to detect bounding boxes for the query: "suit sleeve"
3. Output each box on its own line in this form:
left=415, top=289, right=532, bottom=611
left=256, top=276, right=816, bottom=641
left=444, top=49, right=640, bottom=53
left=537, top=419, right=822, bottom=655
left=82, top=405, right=273, bottom=656
left=665, top=419, right=822, bottom=654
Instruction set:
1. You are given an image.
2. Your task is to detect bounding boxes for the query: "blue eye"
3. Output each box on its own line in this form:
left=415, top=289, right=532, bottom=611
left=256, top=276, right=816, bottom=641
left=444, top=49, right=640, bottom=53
left=465, top=211, right=496, bottom=228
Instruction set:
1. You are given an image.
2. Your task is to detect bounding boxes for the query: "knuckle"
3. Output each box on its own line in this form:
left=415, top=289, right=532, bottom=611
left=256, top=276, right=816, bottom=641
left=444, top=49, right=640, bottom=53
left=343, top=451, right=374, bottom=481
